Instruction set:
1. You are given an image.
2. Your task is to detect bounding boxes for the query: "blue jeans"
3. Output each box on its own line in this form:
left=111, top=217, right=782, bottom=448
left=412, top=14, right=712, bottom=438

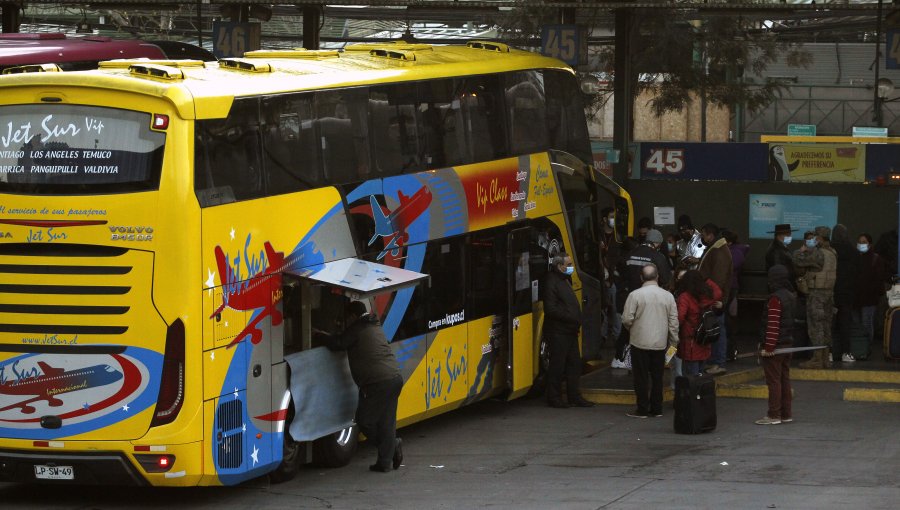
left=853, top=306, right=876, bottom=349
left=682, top=360, right=706, bottom=377
left=670, top=356, right=682, bottom=389
left=707, top=313, right=728, bottom=366
left=603, top=283, right=622, bottom=341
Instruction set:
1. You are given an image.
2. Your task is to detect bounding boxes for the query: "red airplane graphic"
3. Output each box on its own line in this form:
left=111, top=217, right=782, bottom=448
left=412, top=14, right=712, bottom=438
left=0, top=361, right=123, bottom=414
left=368, top=186, right=433, bottom=260
left=211, top=241, right=284, bottom=348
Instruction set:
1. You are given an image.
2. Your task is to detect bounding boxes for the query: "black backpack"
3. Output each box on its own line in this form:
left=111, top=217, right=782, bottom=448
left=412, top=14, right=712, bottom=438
left=695, top=308, right=720, bottom=346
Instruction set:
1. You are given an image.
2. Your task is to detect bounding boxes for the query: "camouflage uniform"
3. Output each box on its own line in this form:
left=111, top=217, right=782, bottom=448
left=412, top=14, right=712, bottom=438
left=793, top=233, right=837, bottom=365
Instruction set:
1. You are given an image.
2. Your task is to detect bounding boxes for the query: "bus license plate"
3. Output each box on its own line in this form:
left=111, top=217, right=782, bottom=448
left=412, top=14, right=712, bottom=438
left=34, top=465, right=74, bottom=480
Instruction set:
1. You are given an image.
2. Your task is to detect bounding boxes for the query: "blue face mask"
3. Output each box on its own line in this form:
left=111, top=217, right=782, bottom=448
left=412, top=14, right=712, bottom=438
left=858, top=243, right=870, bottom=253
left=564, top=266, right=575, bottom=276
left=805, top=239, right=817, bottom=248
left=783, top=236, right=792, bottom=246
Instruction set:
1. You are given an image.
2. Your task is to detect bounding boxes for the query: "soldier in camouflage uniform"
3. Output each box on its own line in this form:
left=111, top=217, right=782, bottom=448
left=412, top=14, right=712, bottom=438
left=793, top=226, right=837, bottom=368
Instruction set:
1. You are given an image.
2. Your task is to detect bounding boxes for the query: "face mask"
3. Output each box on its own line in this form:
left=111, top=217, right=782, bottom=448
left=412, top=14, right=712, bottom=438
left=564, top=266, right=574, bottom=276
left=607, top=218, right=615, bottom=228
left=783, top=236, right=792, bottom=246
left=805, top=239, right=816, bottom=248
left=667, top=243, right=674, bottom=252
left=858, top=243, right=870, bottom=253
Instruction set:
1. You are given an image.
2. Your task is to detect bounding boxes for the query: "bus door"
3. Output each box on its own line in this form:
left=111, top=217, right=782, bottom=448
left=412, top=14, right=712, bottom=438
left=507, top=226, right=535, bottom=399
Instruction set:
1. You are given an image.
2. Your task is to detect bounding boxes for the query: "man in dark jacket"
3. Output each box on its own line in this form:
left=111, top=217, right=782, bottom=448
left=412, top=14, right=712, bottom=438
left=542, top=252, right=594, bottom=408
left=756, top=264, right=796, bottom=425
left=624, top=229, right=672, bottom=291
left=327, top=301, right=403, bottom=472
left=698, top=223, right=733, bottom=375
left=765, top=224, right=797, bottom=277
left=831, top=224, right=860, bottom=363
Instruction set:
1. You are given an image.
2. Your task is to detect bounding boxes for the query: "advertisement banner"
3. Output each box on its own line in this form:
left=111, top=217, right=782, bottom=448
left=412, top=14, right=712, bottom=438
left=767, top=143, right=865, bottom=182
left=749, top=194, right=839, bottom=240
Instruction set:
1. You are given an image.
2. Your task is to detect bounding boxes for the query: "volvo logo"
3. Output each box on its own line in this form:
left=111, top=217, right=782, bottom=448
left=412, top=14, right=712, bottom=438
left=109, top=225, right=154, bottom=242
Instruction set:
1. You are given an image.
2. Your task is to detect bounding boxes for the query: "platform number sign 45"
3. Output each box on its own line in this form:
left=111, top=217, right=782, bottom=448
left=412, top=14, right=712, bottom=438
left=645, top=148, right=685, bottom=174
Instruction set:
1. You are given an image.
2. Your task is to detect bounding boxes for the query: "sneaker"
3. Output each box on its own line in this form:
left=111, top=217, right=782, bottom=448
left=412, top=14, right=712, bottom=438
left=369, top=463, right=391, bottom=473
left=392, top=438, right=403, bottom=469
left=626, top=410, right=649, bottom=418
left=705, top=365, right=727, bottom=375
left=755, top=416, right=782, bottom=425
left=611, top=359, right=628, bottom=369
left=650, top=412, right=663, bottom=418
left=842, top=353, right=856, bottom=362
left=781, top=418, right=793, bottom=423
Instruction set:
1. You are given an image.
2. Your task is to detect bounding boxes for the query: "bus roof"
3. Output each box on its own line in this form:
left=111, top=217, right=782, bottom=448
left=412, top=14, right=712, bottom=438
left=0, top=42, right=573, bottom=120
left=0, top=33, right=168, bottom=69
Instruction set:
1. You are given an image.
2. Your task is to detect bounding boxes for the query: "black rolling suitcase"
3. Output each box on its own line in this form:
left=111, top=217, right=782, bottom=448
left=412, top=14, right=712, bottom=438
left=674, top=374, right=717, bottom=434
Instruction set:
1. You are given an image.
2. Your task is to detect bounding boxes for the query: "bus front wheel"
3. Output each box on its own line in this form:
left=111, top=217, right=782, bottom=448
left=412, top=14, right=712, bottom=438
left=312, top=424, right=358, bottom=467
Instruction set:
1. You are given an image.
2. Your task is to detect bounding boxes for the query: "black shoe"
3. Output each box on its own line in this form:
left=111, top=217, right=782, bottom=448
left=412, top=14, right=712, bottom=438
left=571, top=397, right=595, bottom=408
left=392, top=438, right=403, bottom=470
left=369, top=463, right=391, bottom=473
left=626, top=410, right=649, bottom=418
left=650, top=412, right=663, bottom=417
left=548, top=399, right=570, bottom=408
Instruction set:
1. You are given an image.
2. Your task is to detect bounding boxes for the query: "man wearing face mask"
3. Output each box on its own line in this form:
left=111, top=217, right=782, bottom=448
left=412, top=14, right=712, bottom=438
left=698, top=224, right=733, bottom=375
left=676, top=215, right=705, bottom=270
left=542, top=252, right=594, bottom=408
left=765, top=224, right=797, bottom=278
left=794, top=226, right=838, bottom=368
left=624, top=229, right=672, bottom=292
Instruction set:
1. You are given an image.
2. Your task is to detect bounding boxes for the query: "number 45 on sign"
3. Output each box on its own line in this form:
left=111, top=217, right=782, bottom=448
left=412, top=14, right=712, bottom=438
left=645, top=149, right=684, bottom=174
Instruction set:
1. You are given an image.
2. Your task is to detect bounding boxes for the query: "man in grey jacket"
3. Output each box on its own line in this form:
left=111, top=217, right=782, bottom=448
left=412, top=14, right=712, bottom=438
left=621, top=264, right=680, bottom=418
left=327, top=301, right=403, bottom=472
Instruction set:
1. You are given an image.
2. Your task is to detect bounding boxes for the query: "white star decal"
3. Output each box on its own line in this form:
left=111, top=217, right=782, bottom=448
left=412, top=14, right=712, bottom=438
left=224, top=321, right=229, bottom=328
left=242, top=423, right=247, bottom=432
left=210, top=351, right=215, bottom=361
left=205, top=268, right=216, bottom=289
left=229, top=227, right=236, bottom=240
left=250, top=445, right=259, bottom=465
left=234, top=387, right=239, bottom=399
left=122, top=404, right=129, bottom=412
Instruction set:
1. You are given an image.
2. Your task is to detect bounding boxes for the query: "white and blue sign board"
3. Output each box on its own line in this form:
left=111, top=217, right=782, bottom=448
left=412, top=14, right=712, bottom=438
left=749, top=194, right=838, bottom=240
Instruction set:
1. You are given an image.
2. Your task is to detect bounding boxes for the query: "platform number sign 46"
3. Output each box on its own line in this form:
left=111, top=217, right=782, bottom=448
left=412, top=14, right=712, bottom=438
left=645, top=149, right=685, bottom=174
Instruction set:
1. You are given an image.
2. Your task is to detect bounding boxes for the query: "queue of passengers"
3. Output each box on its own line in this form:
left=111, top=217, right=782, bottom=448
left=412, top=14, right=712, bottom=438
left=598, top=212, right=892, bottom=376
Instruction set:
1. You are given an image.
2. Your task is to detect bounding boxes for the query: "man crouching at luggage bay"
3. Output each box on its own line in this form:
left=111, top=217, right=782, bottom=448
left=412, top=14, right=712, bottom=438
left=622, top=264, right=680, bottom=418
left=757, top=265, right=796, bottom=425
left=327, top=301, right=404, bottom=472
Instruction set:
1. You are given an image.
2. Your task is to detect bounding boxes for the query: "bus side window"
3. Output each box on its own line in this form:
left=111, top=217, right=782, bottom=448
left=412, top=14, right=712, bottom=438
left=418, top=78, right=455, bottom=169
left=544, top=70, right=592, bottom=165
left=261, top=94, right=322, bottom=193
left=505, top=71, right=548, bottom=156
left=194, top=98, right=264, bottom=204
left=468, top=229, right=505, bottom=320
left=370, top=84, right=422, bottom=175
left=456, top=75, right=506, bottom=164
left=317, top=88, right=370, bottom=184
left=425, top=238, right=466, bottom=330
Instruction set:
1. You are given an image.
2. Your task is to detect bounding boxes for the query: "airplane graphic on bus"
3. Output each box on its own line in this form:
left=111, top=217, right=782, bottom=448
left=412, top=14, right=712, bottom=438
left=368, top=186, right=432, bottom=260
left=211, top=240, right=285, bottom=347
left=0, top=361, right=123, bottom=414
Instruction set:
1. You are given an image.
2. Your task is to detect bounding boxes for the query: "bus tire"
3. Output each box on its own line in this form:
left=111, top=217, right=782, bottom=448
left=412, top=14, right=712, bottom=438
left=269, top=430, right=302, bottom=483
left=312, top=424, right=358, bottom=468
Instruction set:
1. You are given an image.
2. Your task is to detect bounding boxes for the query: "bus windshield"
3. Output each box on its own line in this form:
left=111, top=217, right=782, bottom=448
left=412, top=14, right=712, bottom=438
left=0, top=105, right=165, bottom=194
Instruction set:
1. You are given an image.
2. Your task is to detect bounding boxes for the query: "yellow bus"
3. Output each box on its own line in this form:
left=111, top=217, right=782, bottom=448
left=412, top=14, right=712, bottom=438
left=0, top=41, right=632, bottom=486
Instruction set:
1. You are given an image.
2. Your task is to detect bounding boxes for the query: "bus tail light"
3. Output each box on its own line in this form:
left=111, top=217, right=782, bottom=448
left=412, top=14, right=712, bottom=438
left=151, top=319, right=185, bottom=428
left=134, top=454, right=176, bottom=473
left=152, top=113, right=169, bottom=130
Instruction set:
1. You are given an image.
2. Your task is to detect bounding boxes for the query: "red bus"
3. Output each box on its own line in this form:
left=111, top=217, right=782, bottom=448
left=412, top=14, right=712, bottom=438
left=0, top=33, right=214, bottom=73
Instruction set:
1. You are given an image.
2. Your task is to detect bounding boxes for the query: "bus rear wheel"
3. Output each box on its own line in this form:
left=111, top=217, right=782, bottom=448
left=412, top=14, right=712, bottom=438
left=312, top=424, right=358, bottom=467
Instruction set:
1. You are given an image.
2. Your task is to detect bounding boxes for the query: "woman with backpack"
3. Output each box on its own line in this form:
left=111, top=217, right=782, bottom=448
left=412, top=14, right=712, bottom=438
left=676, top=270, right=723, bottom=377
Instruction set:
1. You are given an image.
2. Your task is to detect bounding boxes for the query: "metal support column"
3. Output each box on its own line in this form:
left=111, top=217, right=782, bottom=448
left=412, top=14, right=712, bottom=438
left=612, top=9, right=634, bottom=184
left=303, top=6, right=321, bottom=50
left=875, top=0, right=885, bottom=127
left=1, top=3, right=22, bottom=33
